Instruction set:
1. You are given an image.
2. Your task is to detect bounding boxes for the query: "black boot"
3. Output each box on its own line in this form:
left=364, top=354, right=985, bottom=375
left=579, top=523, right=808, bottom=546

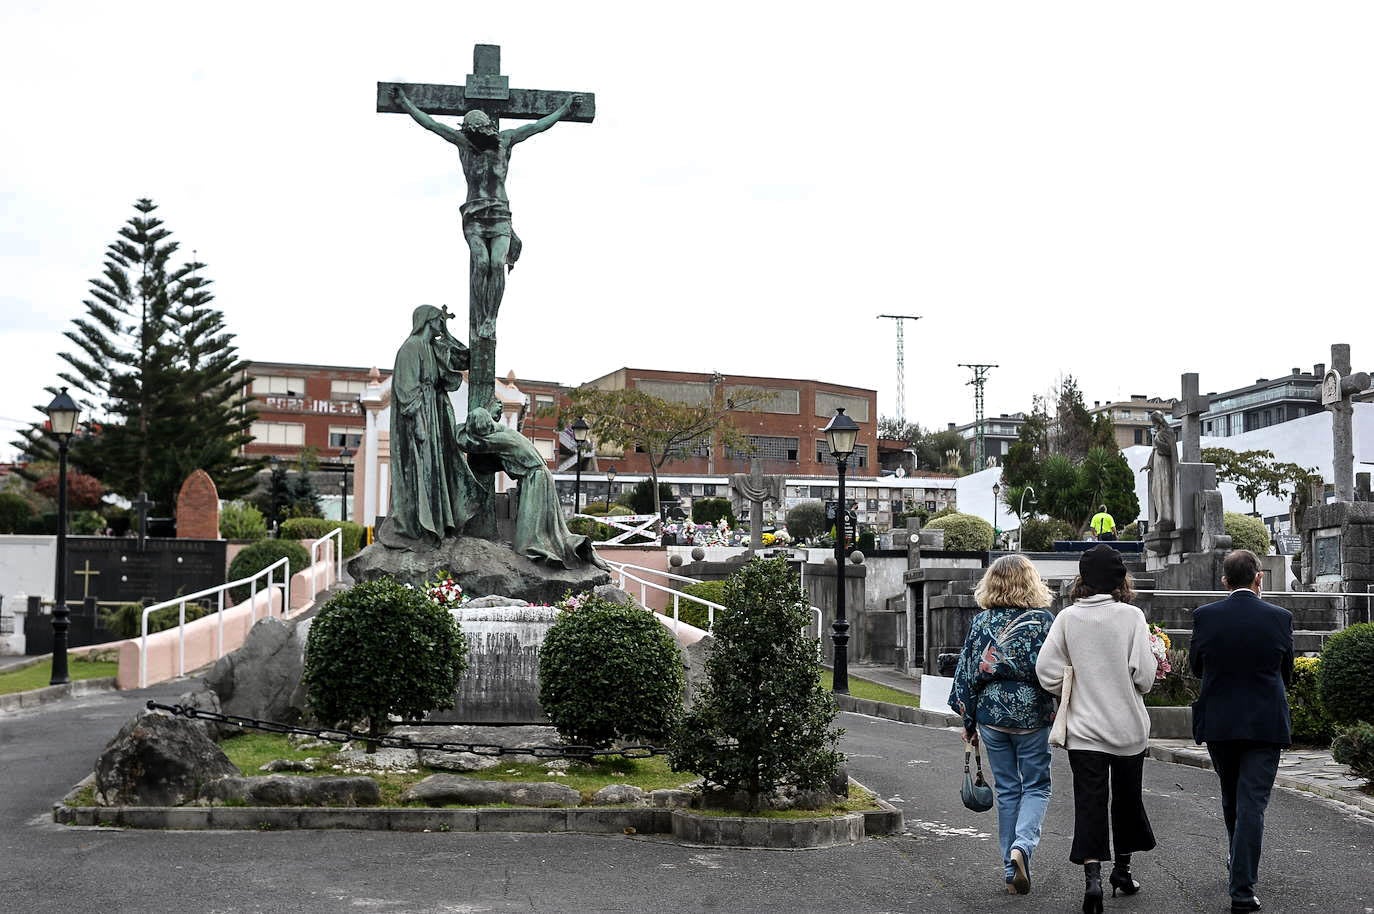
left=1082, top=862, right=1104, bottom=914
left=1109, top=854, right=1141, bottom=896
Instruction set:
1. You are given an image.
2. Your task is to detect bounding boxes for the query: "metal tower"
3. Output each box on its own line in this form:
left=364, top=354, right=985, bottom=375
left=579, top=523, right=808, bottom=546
left=958, top=363, right=998, bottom=471
left=877, top=314, right=921, bottom=422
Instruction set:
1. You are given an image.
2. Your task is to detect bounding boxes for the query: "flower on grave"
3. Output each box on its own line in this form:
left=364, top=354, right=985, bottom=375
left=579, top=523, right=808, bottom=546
left=761, top=532, right=777, bottom=547
left=423, top=570, right=465, bottom=609
left=557, top=591, right=589, bottom=613
left=1147, top=622, right=1172, bottom=681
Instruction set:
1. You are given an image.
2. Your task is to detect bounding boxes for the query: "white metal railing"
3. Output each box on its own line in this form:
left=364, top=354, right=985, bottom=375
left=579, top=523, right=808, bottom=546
left=309, top=526, right=344, bottom=596
left=138, top=556, right=290, bottom=688
left=602, top=560, right=826, bottom=644
left=579, top=513, right=660, bottom=546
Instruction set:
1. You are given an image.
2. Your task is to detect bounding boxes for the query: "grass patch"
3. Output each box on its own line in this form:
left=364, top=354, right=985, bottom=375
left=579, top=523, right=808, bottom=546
left=692, top=786, right=880, bottom=819
left=464, top=755, right=694, bottom=797
left=219, top=732, right=342, bottom=772
left=0, top=657, right=118, bottom=696
left=818, top=670, right=920, bottom=708
left=66, top=785, right=96, bottom=807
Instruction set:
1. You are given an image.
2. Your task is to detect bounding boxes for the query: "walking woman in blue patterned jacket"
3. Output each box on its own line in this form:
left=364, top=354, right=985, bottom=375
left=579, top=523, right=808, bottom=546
left=949, top=554, right=1057, bottom=896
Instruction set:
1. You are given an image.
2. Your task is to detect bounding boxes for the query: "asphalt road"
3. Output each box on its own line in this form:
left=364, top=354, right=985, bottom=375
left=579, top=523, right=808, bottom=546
left=2, top=688, right=1372, bottom=914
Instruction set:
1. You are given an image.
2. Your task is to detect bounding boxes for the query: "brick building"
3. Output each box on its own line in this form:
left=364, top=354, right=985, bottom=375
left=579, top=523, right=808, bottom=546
left=1088, top=395, right=1177, bottom=448
left=240, top=361, right=389, bottom=464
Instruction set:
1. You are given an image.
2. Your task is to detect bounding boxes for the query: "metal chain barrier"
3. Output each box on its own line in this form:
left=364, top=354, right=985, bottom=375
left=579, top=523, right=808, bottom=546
left=146, top=700, right=670, bottom=760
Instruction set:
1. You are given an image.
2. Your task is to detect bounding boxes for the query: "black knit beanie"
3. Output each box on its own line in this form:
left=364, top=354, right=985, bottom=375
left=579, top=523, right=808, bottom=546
left=1080, top=544, right=1127, bottom=594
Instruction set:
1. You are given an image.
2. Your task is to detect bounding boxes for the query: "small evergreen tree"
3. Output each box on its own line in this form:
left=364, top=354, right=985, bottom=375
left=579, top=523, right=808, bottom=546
left=785, top=500, right=826, bottom=541
left=670, top=558, right=843, bottom=810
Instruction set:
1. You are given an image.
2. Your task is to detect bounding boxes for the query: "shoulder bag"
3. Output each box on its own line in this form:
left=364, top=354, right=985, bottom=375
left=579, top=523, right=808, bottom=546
left=1048, top=664, right=1074, bottom=748
left=961, top=743, right=994, bottom=812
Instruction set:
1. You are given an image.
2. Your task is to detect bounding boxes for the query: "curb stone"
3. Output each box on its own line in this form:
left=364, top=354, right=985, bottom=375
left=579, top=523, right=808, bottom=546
left=0, top=677, right=116, bottom=713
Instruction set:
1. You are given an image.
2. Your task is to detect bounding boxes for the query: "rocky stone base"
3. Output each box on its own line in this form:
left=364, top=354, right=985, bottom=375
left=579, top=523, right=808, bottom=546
left=347, top=536, right=610, bottom=605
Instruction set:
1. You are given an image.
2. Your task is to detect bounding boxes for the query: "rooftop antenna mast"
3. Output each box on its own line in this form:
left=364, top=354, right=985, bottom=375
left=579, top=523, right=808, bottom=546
left=958, top=363, right=998, bottom=471
left=877, top=314, right=922, bottom=423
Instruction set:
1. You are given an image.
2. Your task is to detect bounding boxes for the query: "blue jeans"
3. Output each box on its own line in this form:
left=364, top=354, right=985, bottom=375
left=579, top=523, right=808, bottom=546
left=979, top=725, right=1053, bottom=881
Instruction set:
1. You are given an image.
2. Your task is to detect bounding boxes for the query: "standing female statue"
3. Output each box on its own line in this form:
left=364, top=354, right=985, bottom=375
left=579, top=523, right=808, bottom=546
left=1140, top=411, right=1177, bottom=532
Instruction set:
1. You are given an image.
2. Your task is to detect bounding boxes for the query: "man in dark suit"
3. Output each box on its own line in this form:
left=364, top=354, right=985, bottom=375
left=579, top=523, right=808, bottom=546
left=1190, top=549, right=1294, bottom=914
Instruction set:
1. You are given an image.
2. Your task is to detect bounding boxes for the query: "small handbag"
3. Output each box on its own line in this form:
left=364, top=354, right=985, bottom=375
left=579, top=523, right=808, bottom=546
left=1049, top=664, right=1075, bottom=749
left=961, top=743, right=994, bottom=812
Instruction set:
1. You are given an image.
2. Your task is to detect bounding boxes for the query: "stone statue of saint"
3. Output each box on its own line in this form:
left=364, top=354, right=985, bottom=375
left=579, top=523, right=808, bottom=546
left=1141, top=410, right=1177, bottom=532
left=378, top=306, right=478, bottom=548
left=394, top=88, right=581, bottom=339
left=456, top=407, right=607, bottom=569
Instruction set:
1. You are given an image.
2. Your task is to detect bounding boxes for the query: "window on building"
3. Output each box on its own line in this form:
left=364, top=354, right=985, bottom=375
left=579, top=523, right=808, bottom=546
left=533, top=438, right=555, bottom=461
left=252, top=376, right=306, bottom=397
left=329, top=379, right=368, bottom=399
left=250, top=421, right=305, bottom=446
left=815, top=440, right=868, bottom=468
left=327, top=426, right=363, bottom=449
left=533, top=394, right=556, bottom=416
left=726, top=435, right=800, bottom=461
left=1134, top=428, right=1145, bottom=445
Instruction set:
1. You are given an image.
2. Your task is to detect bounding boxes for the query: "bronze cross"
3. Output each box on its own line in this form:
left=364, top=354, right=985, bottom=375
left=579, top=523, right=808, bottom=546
left=131, top=491, right=153, bottom=550
left=376, top=44, right=596, bottom=126
left=73, top=559, right=100, bottom=599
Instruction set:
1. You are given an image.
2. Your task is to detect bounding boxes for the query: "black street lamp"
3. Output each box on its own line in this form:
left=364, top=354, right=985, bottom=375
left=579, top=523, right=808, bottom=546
left=823, top=407, right=859, bottom=694
left=605, top=466, right=616, bottom=510
left=570, top=416, right=590, bottom=513
left=338, top=446, right=354, bottom=522
left=992, top=481, right=1001, bottom=548
left=45, top=387, right=80, bottom=686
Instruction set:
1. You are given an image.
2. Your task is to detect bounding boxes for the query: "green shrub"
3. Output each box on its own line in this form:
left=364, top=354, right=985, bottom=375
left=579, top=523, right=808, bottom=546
left=1118, top=521, right=1141, bottom=542
left=279, top=517, right=365, bottom=558
left=1019, top=517, right=1076, bottom=552
left=568, top=515, right=614, bottom=543
left=628, top=479, right=675, bottom=516
left=70, top=510, right=105, bottom=534
left=303, top=577, right=468, bottom=747
left=1224, top=512, right=1271, bottom=555
left=101, top=601, right=212, bottom=639
left=785, top=500, right=826, bottom=542
left=1318, top=622, right=1374, bottom=726
left=220, top=501, right=268, bottom=542
left=0, top=492, right=34, bottom=534
left=856, top=530, right=876, bottom=553
left=539, top=594, right=684, bottom=748
left=929, top=505, right=960, bottom=521
left=692, top=497, right=737, bottom=528
left=924, top=512, right=995, bottom=551
left=227, top=539, right=311, bottom=603
left=1332, top=720, right=1374, bottom=782
left=676, top=580, right=729, bottom=630
left=581, top=501, right=611, bottom=516
left=1289, top=656, right=1335, bottom=746
left=670, top=557, right=843, bottom=811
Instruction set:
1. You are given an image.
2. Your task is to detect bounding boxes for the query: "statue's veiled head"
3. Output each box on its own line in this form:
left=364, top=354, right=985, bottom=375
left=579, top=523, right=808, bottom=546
left=467, top=406, right=496, bottom=436
left=410, top=305, right=445, bottom=336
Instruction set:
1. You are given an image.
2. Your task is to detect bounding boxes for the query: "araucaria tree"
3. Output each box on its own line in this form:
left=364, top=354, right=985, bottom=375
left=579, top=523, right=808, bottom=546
left=567, top=385, right=769, bottom=520
left=13, top=199, right=258, bottom=513
left=670, top=557, right=843, bottom=811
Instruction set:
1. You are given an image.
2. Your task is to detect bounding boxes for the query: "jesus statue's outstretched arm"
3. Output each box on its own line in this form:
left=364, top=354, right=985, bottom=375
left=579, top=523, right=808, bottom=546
left=394, top=88, right=472, bottom=149
left=505, top=94, right=580, bottom=145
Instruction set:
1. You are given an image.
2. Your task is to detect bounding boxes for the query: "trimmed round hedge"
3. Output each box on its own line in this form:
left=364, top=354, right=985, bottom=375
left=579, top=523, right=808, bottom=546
left=538, top=594, right=684, bottom=748
left=227, top=539, right=310, bottom=603
left=1019, top=516, right=1075, bottom=552
left=677, top=580, right=729, bottom=630
left=1318, top=622, right=1374, bottom=726
left=1288, top=656, right=1335, bottom=745
left=279, top=517, right=365, bottom=558
left=303, top=577, right=468, bottom=739
left=1224, top=512, right=1271, bottom=556
left=924, top=512, right=995, bottom=551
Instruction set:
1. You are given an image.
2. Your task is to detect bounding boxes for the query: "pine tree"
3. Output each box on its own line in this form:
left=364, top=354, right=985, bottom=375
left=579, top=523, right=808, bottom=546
left=13, top=200, right=260, bottom=513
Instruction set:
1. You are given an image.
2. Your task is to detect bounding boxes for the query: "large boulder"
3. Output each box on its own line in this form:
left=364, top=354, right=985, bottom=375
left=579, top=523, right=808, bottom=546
left=202, top=775, right=380, bottom=807
left=203, top=616, right=309, bottom=725
left=94, top=711, right=240, bottom=806
left=347, top=536, right=610, bottom=606
left=400, top=774, right=580, bottom=807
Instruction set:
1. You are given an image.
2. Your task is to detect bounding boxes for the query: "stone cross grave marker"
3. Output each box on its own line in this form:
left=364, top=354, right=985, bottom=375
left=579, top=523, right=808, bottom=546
left=729, top=459, right=787, bottom=551
left=131, top=491, right=153, bottom=550
left=1172, top=372, right=1211, bottom=464
left=1314, top=343, right=1371, bottom=503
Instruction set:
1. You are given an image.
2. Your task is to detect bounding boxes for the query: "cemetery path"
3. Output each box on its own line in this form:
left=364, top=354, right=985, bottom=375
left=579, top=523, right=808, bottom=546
left=2, top=691, right=1372, bottom=914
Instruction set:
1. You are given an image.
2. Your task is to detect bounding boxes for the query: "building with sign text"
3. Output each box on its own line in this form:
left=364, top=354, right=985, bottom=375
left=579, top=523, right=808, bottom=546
left=240, top=361, right=390, bottom=461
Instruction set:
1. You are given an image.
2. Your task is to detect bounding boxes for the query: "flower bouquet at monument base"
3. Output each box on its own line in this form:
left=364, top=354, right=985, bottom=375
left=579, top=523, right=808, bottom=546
left=1147, top=622, right=1172, bottom=681
left=424, top=570, right=466, bottom=609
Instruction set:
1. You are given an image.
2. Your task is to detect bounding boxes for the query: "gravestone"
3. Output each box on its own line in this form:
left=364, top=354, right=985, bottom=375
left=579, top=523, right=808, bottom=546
left=175, top=470, right=220, bottom=540
left=63, top=538, right=228, bottom=607
left=729, top=459, right=786, bottom=550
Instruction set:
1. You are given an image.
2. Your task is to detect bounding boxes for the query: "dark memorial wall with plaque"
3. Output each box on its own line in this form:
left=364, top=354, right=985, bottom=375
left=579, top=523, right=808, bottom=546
left=1314, top=533, right=1342, bottom=579
left=64, top=537, right=228, bottom=606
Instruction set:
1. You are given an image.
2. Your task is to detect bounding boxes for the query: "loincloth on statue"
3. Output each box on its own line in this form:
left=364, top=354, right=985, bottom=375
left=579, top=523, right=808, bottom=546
left=461, top=199, right=522, bottom=264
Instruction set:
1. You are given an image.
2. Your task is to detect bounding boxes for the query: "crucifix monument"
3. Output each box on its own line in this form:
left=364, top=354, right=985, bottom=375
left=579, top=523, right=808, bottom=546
left=1172, top=372, right=1211, bottom=464
left=379, top=45, right=595, bottom=539
left=1316, top=343, right=1371, bottom=503
left=729, top=459, right=787, bottom=551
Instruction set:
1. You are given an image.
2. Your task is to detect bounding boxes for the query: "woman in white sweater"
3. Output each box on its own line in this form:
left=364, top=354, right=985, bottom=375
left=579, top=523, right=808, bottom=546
left=1036, top=545, right=1158, bottom=914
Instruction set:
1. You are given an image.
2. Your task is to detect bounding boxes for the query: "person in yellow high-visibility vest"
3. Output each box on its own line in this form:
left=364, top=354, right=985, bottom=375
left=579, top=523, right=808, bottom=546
left=1090, top=505, right=1117, bottom=541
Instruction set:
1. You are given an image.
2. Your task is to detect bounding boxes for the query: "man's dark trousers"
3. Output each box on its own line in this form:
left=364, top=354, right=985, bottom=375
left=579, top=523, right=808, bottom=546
left=1206, top=740, right=1281, bottom=904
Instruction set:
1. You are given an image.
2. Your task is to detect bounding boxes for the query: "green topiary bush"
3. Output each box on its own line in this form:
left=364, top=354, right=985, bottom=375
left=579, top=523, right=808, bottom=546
left=670, top=557, right=843, bottom=811
left=1019, top=517, right=1076, bottom=552
left=227, top=539, right=311, bottom=603
left=1288, top=656, right=1335, bottom=746
left=1118, top=521, right=1141, bottom=542
left=691, top=497, right=737, bottom=528
left=0, top=492, right=35, bottom=534
left=279, top=517, right=365, bottom=558
left=676, top=580, right=729, bottom=630
left=1318, top=622, right=1374, bottom=726
left=1224, top=512, right=1271, bottom=555
left=303, top=577, right=468, bottom=748
left=101, top=601, right=212, bottom=639
left=1332, top=721, right=1374, bottom=782
left=538, top=594, right=684, bottom=748
left=567, top=515, right=613, bottom=543
left=924, top=512, right=995, bottom=551
left=785, top=500, right=826, bottom=542
left=220, top=501, right=268, bottom=542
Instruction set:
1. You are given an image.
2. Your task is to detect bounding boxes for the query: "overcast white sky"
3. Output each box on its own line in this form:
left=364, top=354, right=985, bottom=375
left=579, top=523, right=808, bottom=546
left=3, top=1, right=1372, bottom=462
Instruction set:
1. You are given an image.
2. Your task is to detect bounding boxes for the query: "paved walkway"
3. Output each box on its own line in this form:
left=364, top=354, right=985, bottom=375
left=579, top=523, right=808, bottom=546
left=846, top=661, right=1374, bottom=816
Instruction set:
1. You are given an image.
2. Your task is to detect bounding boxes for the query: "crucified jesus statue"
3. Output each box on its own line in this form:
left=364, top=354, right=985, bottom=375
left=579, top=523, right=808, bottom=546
left=394, top=88, right=581, bottom=339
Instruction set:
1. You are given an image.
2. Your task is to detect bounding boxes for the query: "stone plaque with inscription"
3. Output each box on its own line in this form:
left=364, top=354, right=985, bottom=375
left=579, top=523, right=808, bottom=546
left=66, top=537, right=228, bottom=605
left=1314, top=532, right=1342, bottom=579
